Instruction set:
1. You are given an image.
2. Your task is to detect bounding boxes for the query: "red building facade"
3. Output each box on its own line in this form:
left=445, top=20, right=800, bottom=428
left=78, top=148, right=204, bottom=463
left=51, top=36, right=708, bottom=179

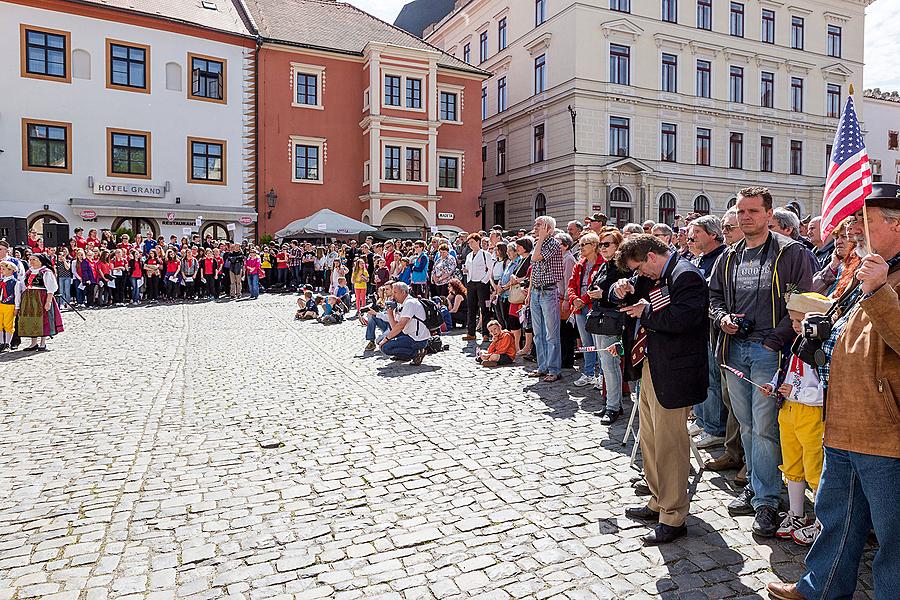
left=253, top=3, right=488, bottom=237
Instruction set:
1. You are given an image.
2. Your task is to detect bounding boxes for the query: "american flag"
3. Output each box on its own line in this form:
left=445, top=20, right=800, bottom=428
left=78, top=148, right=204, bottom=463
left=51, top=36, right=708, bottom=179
left=648, top=285, right=671, bottom=312
left=821, top=95, right=872, bottom=239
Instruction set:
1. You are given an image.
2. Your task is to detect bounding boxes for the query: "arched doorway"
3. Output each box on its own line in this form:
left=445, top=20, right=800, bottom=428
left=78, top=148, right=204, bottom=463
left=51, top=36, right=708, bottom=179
left=201, top=221, right=231, bottom=243
left=534, top=193, right=547, bottom=218
left=27, top=211, right=66, bottom=241
left=111, top=217, right=158, bottom=239
left=609, top=187, right=631, bottom=228
left=380, top=204, right=428, bottom=231
left=658, top=192, right=677, bottom=226
left=694, top=195, right=710, bottom=215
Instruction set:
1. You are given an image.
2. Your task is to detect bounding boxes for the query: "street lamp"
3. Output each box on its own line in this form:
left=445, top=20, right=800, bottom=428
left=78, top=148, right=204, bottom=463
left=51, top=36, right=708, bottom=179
left=567, top=105, right=577, bottom=153
left=266, top=188, right=277, bottom=219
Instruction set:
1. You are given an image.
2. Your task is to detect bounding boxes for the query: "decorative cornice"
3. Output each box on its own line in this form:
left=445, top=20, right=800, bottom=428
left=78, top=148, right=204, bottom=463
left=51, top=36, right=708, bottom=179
left=600, top=18, right=644, bottom=42
left=525, top=32, right=552, bottom=55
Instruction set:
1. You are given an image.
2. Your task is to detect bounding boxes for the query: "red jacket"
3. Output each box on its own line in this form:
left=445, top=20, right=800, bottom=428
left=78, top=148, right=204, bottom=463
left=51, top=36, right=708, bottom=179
left=566, top=256, right=605, bottom=306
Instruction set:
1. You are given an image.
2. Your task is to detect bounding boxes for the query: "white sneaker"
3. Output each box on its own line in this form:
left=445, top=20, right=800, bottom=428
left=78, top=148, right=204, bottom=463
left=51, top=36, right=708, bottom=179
left=792, top=520, right=821, bottom=546
left=687, top=422, right=703, bottom=437
left=695, top=431, right=725, bottom=449
left=593, top=377, right=602, bottom=390
left=776, top=512, right=811, bottom=539
left=573, top=374, right=594, bottom=388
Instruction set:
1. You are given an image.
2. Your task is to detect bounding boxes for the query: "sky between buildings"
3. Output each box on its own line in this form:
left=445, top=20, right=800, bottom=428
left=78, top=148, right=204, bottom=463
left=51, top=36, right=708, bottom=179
left=348, top=0, right=900, bottom=92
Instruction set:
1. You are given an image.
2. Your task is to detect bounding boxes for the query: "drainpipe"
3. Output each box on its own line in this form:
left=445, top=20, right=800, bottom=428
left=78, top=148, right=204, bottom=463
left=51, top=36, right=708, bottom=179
left=254, top=36, right=262, bottom=242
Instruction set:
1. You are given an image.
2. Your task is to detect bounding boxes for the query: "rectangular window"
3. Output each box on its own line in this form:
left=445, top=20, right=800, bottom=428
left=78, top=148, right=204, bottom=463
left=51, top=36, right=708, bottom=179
left=109, top=129, right=150, bottom=178
left=827, top=25, right=842, bottom=58
left=384, top=146, right=401, bottom=180
left=189, top=54, right=226, bottom=102
left=294, top=145, right=319, bottom=181
left=610, top=44, right=630, bottom=85
left=760, top=71, right=774, bottom=108
left=188, top=138, right=225, bottom=184
left=107, top=40, right=149, bottom=92
left=870, top=159, right=882, bottom=182
left=791, top=77, right=804, bottom=112
left=498, top=18, right=507, bottom=50
left=730, top=3, right=744, bottom=37
left=697, top=0, right=712, bottom=30
left=296, top=73, right=318, bottom=106
left=791, top=16, right=804, bottom=50
left=661, top=53, right=677, bottom=93
left=610, top=116, right=630, bottom=157
left=826, top=144, right=833, bottom=177
left=611, top=0, right=630, bottom=12
left=406, top=78, right=422, bottom=109
left=479, top=31, right=488, bottom=62
left=661, top=123, right=677, bottom=162
left=440, top=91, right=458, bottom=121
left=497, top=139, right=507, bottom=174
left=760, top=136, right=773, bottom=172
left=494, top=201, right=506, bottom=229
left=534, top=124, right=545, bottom=163
left=21, top=25, right=70, bottom=81
left=406, top=147, right=422, bottom=182
left=730, top=66, right=744, bottom=103
left=535, top=0, right=547, bottom=26
left=482, top=145, right=487, bottom=180
left=790, top=140, right=802, bottom=175
left=482, top=87, right=488, bottom=120
left=438, top=156, right=459, bottom=189
left=497, top=76, right=507, bottom=112
left=463, top=43, right=471, bottom=64
left=662, top=0, right=677, bottom=23
left=534, top=54, right=546, bottom=94
left=761, top=9, right=775, bottom=43
left=22, top=119, right=71, bottom=173
left=696, top=128, right=711, bottom=166
left=827, top=84, right=841, bottom=118
left=384, top=75, right=401, bottom=106
left=729, top=132, right=743, bottom=169
left=696, top=60, right=711, bottom=98
left=888, top=131, right=899, bottom=151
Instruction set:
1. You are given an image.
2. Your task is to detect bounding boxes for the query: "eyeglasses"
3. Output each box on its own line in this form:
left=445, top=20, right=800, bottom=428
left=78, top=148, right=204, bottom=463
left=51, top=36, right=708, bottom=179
left=686, top=237, right=696, bottom=242
left=598, top=242, right=615, bottom=248
left=579, top=242, right=596, bottom=248
left=722, top=224, right=736, bottom=232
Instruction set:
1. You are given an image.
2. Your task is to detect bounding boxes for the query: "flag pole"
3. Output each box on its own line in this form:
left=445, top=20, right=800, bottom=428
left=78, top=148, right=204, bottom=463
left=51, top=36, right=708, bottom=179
left=849, top=83, right=874, bottom=246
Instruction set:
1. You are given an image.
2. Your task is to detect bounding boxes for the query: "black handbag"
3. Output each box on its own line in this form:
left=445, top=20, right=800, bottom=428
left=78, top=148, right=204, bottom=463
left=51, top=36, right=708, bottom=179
left=585, top=304, right=625, bottom=336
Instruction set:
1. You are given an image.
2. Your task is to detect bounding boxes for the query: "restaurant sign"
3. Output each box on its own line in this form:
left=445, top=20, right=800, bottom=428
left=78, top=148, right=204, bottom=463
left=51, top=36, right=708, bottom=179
left=93, top=181, right=165, bottom=198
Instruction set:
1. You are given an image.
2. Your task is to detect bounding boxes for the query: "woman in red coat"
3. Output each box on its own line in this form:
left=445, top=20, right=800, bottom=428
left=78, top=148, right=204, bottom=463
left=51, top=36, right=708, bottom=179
left=567, top=231, right=604, bottom=389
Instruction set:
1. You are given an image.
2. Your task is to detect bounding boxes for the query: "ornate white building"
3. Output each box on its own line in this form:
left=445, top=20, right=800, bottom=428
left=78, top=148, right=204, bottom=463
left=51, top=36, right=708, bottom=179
left=863, top=88, right=900, bottom=186
left=426, top=0, right=874, bottom=228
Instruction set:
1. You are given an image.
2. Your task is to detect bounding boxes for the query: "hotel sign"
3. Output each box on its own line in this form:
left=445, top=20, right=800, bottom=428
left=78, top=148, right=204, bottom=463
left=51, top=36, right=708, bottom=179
left=93, top=181, right=165, bottom=198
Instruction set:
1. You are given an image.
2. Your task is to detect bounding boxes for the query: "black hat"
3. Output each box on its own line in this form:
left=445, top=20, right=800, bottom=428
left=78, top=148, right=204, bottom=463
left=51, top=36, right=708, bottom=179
left=865, top=183, right=900, bottom=208
left=33, top=253, right=53, bottom=269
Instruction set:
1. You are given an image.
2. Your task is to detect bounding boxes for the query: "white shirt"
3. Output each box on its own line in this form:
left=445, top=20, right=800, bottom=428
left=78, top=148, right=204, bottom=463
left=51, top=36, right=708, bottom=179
left=769, top=354, right=823, bottom=406
left=465, top=249, right=494, bottom=284
left=397, top=297, right=431, bottom=342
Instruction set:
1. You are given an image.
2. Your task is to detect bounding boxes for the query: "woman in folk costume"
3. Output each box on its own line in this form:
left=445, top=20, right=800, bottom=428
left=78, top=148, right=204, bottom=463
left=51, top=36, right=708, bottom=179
left=19, top=253, right=64, bottom=351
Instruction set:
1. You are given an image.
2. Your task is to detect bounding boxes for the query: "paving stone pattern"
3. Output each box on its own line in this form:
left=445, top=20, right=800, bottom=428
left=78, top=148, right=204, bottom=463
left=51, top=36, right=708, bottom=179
left=0, top=296, right=875, bottom=599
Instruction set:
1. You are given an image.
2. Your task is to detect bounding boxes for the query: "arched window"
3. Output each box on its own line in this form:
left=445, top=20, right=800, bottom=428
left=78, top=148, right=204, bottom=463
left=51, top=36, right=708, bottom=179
left=72, top=49, right=91, bottom=80
left=609, top=187, right=631, bottom=228
left=610, top=187, right=630, bottom=204
left=201, top=222, right=232, bottom=243
left=534, top=193, right=547, bottom=218
left=658, top=192, right=677, bottom=226
left=111, top=217, right=158, bottom=239
left=166, top=61, right=182, bottom=91
left=694, top=195, right=710, bottom=215
left=727, top=196, right=737, bottom=209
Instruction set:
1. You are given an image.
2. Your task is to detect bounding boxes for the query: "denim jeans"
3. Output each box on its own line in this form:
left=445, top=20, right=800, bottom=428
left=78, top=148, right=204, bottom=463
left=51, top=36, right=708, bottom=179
left=75, top=281, right=85, bottom=304
left=695, top=341, right=728, bottom=437
left=798, top=448, right=900, bottom=600
left=593, top=333, right=623, bottom=412
left=724, top=338, right=781, bottom=509
left=247, top=274, right=260, bottom=298
left=131, top=278, right=142, bottom=302
left=382, top=334, right=428, bottom=360
left=290, top=266, right=302, bottom=288
left=530, top=288, right=561, bottom=376
left=58, top=276, right=72, bottom=305
left=366, top=316, right=388, bottom=341
left=574, top=311, right=598, bottom=378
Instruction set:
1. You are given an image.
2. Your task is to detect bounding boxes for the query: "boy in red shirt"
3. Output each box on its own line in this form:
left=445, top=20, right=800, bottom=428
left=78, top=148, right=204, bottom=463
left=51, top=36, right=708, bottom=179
left=477, top=320, right=517, bottom=367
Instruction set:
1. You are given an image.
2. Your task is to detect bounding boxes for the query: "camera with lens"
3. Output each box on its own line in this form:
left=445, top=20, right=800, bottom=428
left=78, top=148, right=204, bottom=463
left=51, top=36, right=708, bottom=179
left=802, top=314, right=833, bottom=342
left=385, top=300, right=398, bottom=311
left=734, top=315, right=755, bottom=339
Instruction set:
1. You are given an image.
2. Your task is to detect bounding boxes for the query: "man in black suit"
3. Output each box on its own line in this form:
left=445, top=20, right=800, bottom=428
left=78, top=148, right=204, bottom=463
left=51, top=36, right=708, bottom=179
left=611, top=235, right=710, bottom=544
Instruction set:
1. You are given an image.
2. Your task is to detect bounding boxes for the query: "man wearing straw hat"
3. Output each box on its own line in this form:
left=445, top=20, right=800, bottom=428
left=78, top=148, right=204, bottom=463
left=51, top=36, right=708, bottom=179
left=768, top=182, right=900, bottom=599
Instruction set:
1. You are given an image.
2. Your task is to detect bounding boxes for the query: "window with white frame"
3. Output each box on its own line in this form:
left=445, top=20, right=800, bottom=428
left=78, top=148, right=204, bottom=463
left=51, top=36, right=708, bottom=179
left=290, top=136, right=325, bottom=183
left=406, top=77, right=422, bottom=109
left=292, top=63, right=324, bottom=109
left=384, top=145, right=401, bottom=180
left=438, top=153, right=462, bottom=190
left=384, top=75, right=401, bottom=106
left=481, top=87, right=488, bottom=120
left=383, top=71, right=426, bottom=112
left=439, top=90, right=460, bottom=122
left=534, top=54, right=546, bottom=94
left=381, top=141, right=427, bottom=183
left=497, top=76, right=507, bottom=112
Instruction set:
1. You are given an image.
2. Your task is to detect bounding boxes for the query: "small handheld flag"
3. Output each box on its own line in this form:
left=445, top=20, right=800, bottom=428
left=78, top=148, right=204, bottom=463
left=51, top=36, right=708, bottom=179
left=721, top=364, right=768, bottom=393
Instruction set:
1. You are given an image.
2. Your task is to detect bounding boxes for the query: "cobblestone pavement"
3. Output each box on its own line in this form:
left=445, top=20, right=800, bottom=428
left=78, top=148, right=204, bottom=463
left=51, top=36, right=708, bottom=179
left=0, top=295, right=874, bottom=600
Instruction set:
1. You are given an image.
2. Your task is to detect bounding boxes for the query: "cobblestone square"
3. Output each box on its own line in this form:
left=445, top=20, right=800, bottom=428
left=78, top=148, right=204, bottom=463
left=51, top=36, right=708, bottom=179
left=0, top=297, right=874, bottom=599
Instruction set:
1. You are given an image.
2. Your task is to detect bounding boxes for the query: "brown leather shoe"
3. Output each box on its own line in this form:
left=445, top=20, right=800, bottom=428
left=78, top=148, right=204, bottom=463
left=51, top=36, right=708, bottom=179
left=766, top=582, right=805, bottom=599
left=705, top=454, right=741, bottom=471
left=461, top=335, right=476, bottom=341
left=734, top=464, right=749, bottom=486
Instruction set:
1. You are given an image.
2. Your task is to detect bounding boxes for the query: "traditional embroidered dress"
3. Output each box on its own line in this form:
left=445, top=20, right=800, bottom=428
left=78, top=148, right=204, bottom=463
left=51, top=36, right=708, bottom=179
left=19, top=267, right=64, bottom=338
left=0, top=276, right=23, bottom=337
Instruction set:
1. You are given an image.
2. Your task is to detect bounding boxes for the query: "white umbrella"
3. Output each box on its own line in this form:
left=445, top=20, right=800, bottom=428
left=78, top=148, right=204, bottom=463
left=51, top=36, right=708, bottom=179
left=274, top=209, right=377, bottom=238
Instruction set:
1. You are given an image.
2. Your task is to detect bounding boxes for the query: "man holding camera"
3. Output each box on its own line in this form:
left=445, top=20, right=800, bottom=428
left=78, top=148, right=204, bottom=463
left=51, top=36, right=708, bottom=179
left=378, top=282, right=429, bottom=365
left=709, top=187, right=813, bottom=537
left=768, top=183, right=900, bottom=600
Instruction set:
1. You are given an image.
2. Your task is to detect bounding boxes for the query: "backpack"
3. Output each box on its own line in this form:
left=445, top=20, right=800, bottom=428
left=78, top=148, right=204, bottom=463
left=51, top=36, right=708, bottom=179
left=416, top=298, right=444, bottom=332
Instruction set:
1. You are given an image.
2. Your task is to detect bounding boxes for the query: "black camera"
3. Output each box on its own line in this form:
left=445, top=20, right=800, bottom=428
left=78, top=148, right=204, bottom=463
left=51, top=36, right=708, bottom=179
left=385, top=300, right=398, bottom=311
left=734, top=316, right=755, bottom=339
left=802, top=314, right=833, bottom=342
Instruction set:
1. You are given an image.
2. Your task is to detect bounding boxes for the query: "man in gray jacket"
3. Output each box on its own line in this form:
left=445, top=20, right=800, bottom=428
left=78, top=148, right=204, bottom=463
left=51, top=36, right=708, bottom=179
left=708, top=187, right=813, bottom=538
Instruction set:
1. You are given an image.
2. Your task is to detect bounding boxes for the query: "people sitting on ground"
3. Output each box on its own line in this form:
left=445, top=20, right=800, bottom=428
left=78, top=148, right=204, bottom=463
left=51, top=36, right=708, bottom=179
left=318, top=295, right=345, bottom=325
left=446, top=279, right=468, bottom=329
left=295, top=290, right=319, bottom=320
left=476, top=320, right=517, bottom=367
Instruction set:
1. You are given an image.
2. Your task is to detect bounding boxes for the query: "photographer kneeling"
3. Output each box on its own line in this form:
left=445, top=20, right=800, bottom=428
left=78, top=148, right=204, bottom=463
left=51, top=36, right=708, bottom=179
left=768, top=183, right=900, bottom=600
left=363, top=284, right=393, bottom=351
left=379, top=282, right=429, bottom=365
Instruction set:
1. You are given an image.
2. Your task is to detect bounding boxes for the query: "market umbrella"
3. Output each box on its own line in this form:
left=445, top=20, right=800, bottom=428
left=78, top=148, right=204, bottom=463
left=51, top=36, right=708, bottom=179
left=274, top=209, right=377, bottom=239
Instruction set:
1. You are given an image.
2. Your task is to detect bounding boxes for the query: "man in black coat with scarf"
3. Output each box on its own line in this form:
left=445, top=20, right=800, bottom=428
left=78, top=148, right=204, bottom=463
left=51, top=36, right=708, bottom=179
left=611, top=234, right=709, bottom=544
